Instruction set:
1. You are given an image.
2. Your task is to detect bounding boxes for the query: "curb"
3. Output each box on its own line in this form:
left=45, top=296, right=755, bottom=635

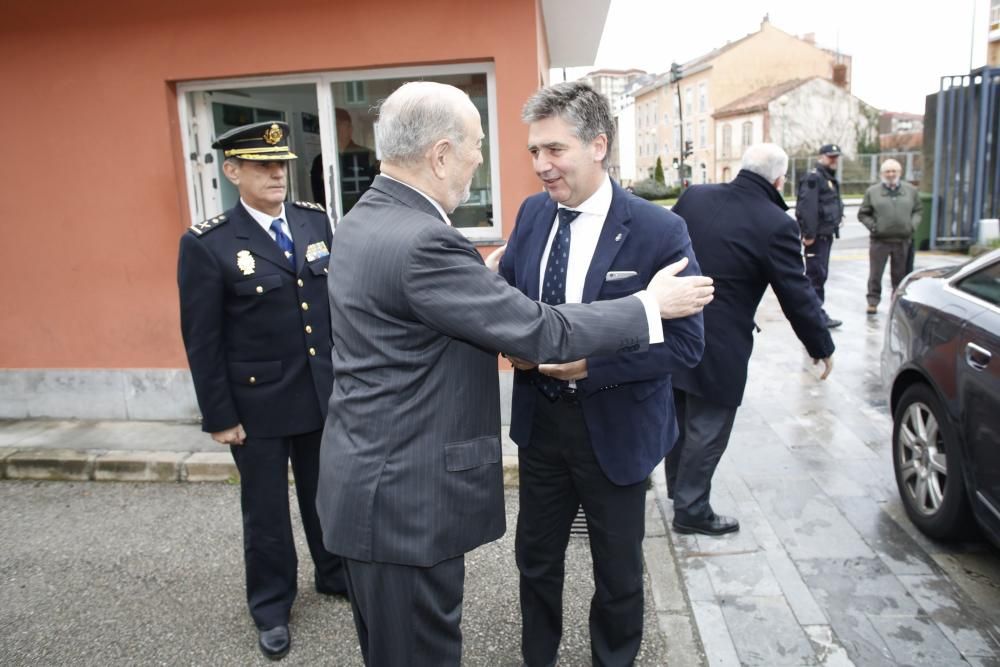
left=0, top=447, right=522, bottom=487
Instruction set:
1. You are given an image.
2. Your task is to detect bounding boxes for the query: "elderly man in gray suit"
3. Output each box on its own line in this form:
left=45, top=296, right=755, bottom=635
left=316, top=81, right=714, bottom=666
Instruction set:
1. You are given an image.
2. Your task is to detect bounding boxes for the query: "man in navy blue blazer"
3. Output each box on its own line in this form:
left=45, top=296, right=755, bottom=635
left=499, top=82, right=705, bottom=667
left=667, top=143, right=835, bottom=537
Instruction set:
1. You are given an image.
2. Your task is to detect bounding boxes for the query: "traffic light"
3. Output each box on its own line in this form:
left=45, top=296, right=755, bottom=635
left=683, top=140, right=693, bottom=159
left=669, top=62, right=682, bottom=83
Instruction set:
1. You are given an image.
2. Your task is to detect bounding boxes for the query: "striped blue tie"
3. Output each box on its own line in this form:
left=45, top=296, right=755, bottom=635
left=270, top=219, right=295, bottom=267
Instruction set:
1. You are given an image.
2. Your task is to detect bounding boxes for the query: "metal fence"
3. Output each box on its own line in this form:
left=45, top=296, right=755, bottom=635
left=930, top=68, right=1000, bottom=249
left=784, top=152, right=923, bottom=199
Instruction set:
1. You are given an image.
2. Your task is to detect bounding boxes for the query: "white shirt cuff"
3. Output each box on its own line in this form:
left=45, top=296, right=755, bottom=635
left=633, top=291, right=664, bottom=344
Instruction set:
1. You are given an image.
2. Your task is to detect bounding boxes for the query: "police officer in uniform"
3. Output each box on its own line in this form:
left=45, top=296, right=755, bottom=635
left=796, top=143, right=845, bottom=329
left=177, top=120, right=345, bottom=661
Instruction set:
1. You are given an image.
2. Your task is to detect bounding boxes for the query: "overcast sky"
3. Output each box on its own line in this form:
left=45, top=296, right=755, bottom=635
left=556, top=0, right=991, bottom=114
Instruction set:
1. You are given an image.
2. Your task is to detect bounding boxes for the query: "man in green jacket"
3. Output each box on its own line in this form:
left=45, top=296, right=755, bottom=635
left=858, top=159, right=921, bottom=314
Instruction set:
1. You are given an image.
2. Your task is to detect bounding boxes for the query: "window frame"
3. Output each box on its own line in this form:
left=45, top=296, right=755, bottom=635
left=177, top=61, right=503, bottom=242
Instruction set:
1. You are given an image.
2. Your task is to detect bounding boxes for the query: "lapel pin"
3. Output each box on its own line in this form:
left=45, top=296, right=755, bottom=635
left=614, top=233, right=622, bottom=242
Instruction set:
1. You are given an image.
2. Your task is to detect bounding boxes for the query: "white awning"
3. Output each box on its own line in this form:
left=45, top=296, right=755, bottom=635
left=542, top=0, right=612, bottom=68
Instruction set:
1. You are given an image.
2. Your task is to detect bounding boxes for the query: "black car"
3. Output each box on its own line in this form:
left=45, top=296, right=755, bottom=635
left=882, top=249, right=1000, bottom=547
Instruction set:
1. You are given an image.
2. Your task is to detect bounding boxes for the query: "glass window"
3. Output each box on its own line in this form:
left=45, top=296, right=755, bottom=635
left=957, top=261, right=1000, bottom=305
left=180, top=63, right=500, bottom=241
left=698, top=120, right=707, bottom=148
left=741, top=121, right=753, bottom=148
left=698, top=82, right=707, bottom=113
left=684, top=88, right=693, bottom=116
left=721, top=124, right=732, bottom=158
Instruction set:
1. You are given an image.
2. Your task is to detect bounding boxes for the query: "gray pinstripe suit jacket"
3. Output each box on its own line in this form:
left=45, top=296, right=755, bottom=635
left=316, top=175, right=651, bottom=567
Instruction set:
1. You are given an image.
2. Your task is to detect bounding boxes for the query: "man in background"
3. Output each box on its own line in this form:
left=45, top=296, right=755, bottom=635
left=796, top=143, right=845, bottom=329
left=858, top=158, right=921, bottom=314
left=310, top=107, right=378, bottom=213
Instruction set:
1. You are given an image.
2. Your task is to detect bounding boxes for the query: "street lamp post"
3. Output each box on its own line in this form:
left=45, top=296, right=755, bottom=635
left=670, top=62, right=686, bottom=190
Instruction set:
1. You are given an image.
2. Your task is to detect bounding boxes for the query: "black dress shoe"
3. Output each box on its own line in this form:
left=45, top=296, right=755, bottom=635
left=672, top=514, right=740, bottom=536
left=825, top=318, right=843, bottom=329
left=258, top=625, right=290, bottom=661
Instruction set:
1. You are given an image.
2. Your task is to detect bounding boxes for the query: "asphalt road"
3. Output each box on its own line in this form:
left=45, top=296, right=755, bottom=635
left=0, top=483, right=670, bottom=666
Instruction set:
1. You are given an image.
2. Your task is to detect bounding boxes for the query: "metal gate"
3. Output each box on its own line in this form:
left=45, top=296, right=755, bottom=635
left=931, top=67, right=1000, bottom=249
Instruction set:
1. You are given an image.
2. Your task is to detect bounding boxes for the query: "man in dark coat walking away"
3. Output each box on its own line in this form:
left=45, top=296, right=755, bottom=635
left=666, top=143, right=835, bottom=536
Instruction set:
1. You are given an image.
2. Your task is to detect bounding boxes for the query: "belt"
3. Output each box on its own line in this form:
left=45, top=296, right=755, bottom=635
left=556, top=387, right=580, bottom=405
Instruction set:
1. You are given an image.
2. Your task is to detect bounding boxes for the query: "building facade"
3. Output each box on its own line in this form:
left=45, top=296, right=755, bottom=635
left=0, top=0, right=610, bottom=420
left=631, top=16, right=851, bottom=184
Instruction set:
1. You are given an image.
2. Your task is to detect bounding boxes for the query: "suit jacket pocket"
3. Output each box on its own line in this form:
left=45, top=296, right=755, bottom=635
left=445, top=436, right=501, bottom=472
left=234, top=274, right=283, bottom=296
left=599, top=277, right=643, bottom=300
left=228, top=360, right=283, bottom=386
left=308, top=257, right=330, bottom=276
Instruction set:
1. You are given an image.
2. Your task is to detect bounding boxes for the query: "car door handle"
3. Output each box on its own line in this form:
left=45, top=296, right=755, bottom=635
left=965, top=342, right=992, bottom=370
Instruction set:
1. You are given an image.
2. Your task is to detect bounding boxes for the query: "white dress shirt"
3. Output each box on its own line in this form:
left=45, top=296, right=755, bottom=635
left=241, top=199, right=291, bottom=240
left=537, top=176, right=663, bottom=346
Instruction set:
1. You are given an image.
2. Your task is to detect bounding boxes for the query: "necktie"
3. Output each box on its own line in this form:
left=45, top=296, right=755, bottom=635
left=536, top=208, right=581, bottom=401
left=270, top=219, right=295, bottom=267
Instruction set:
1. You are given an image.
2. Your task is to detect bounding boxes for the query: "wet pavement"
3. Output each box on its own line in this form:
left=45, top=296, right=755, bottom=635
left=653, top=237, right=1000, bottom=666
left=1, top=229, right=999, bottom=666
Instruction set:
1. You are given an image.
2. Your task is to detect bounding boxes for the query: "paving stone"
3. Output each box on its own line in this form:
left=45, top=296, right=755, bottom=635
left=182, top=452, right=238, bottom=482
left=867, top=613, right=968, bottom=665
left=898, top=574, right=1000, bottom=658
left=702, top=552, right=782, bottom=598
left=719, top=595, right=817, bottom=665
left=94, top=450, right=185, bottom=482
left=764, top=549, right=828, bottom=626
left=802, top=624, right=856, bottom=667
left=656, top=611, right=706, bottom=667
left=0, top=420, right=67, bottom=447
left=643, top=536, right=688, bottom=613
left=744, top=477, right=874, bottom=560
left=679, top=556, right=716, bottom=602
left=831, top=495, right=938, bottom=576
left=691, top=599, right=741, bottom=667
left=5, top=448, right=95, bottom=481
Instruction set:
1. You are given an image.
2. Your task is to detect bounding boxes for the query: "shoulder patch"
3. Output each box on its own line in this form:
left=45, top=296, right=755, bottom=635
left=188, top=214, right=228, bottom=236
left=293, top=201, right=326, bottom=212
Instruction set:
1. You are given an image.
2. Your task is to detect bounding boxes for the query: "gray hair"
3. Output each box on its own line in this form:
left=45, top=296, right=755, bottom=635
left=880, top=158, right=902, bottom=173
left=374, top=82, right=470, bottom=166
left=740, top=143, right=788, bottom=183
left=522, top=81, right=615, bottom=169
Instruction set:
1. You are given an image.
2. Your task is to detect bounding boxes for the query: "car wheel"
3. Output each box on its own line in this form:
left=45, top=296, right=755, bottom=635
left=892, top=383, right=974, bottom=539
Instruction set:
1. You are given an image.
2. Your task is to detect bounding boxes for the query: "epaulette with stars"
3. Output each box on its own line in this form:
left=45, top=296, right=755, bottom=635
left=188, top=214, right=228, bottom=236
left=293, top=201, right=325, bottom=212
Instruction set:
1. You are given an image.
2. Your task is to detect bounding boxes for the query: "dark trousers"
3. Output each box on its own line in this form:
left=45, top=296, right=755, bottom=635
left=343, top=555, right=465, bottom=667
left=665, top=390, right=738, bottom=523
left=517, top=393, right=647, bottom=667
left=230, top=430, right=345, bottom=629
left=804, top=234, right=833, bottom=308
left=868, top=238, right=911, bottom=305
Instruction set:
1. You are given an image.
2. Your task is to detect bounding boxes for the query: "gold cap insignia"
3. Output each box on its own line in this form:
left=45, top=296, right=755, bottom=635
left=237, top=250, right=256, bottom=276
left=263, top=124, right=283, bottom=146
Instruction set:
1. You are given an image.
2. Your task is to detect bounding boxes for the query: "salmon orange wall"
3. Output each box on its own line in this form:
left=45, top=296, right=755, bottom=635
left=0, top=0, right=546, bottom=368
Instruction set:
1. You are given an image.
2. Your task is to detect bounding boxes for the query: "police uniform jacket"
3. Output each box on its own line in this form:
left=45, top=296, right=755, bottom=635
left=796, top=162, right=844, bottom=239
left=178, top=201, right=333, bottom=438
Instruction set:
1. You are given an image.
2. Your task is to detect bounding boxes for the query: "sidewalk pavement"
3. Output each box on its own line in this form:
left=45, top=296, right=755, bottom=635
left=3, top=246, right=999, bottom=666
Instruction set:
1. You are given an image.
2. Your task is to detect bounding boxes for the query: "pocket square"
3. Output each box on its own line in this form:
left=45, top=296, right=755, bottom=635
left=605, top=270, right=638, bottom=281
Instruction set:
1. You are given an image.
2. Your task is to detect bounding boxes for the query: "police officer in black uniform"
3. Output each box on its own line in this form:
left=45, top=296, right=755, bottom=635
left=177, top=120, right=345, bottom=661
left=796, top=143, right=845, bottom=329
